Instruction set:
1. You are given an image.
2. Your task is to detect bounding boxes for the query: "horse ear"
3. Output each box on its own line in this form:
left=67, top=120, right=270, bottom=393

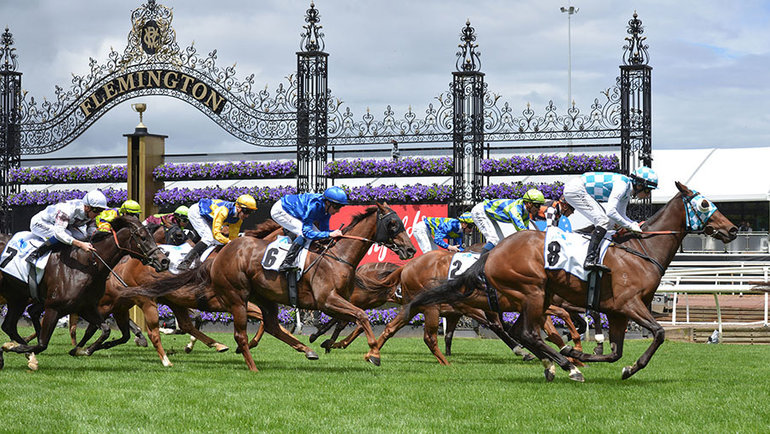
left=675, top=181, right=690, bottom=195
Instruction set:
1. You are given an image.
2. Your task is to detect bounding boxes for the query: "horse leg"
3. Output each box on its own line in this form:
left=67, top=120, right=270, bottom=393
left=561, top=312, right=629, bottom=364
left=128, top=319, right=148, bottom=347
left=443, top=312, right=462, bottom=357
left=543, top=315, right=584, bottom=368
left=375, top=301, right=425, bottom=358
left=618, top=304, right=666, bottom=380
left=1, top=299, right=32, bottom=345
left=141, top=301, right=172, bottom=367
left=254, top=302, right=318, bottom=360
left=70, top=322, right=102, bottom=356
left=421, top=306, right=449, bottom=365
left=331, top=324, right=364, bottom=350
left=319, top=292, right=381, bottom=366
left=247, top=302, right=265, bottom=349
left=24, top=303, right=44, bottom=343
left=591, top=310, right=605, bottom=355
left=173, top=306, right=229, bottom=353
left=546, top=306, right=583, bottom=353
left=87, top=308, right=133, bottom=354
left=6, top=306, right=61, bottom=370
left=323, top=320, right=348, bottom=352
left=309, top=317, right=337, bottom=343
left=69, top=313, right=79, bottom=346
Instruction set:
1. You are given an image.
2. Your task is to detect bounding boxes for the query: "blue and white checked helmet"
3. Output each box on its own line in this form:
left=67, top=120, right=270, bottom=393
left=631, top=166, right=658, bottom=190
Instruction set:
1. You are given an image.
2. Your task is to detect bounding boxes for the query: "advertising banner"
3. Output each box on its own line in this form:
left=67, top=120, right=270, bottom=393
left=330, top=204, right=448, bottom=265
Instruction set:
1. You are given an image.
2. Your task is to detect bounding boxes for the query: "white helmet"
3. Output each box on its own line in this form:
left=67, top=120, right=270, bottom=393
left=83, top=190, right=108, bottom=209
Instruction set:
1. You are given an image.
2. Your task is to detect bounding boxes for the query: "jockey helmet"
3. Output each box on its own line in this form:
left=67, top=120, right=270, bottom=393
left=173, top=205, right=189, bottom=218
left=235, top=194, right=258, bottom=210
left=119, top=200, right=142, bottom=216
left=83, top=190, right=108, bottom=210
left=323, top=186, right=348, bottom=205
left=522, top=188, right=546, bottom=205
left=458, top=212, right=474, bottom=224
left=631, top=166, right=658, bottom=190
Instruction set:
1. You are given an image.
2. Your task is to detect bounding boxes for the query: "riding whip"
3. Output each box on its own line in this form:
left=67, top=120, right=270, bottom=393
left=91, top=251, right=130, bottom=288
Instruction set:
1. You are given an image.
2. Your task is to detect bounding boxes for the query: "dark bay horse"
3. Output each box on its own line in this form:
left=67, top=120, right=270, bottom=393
left=73, top=220, right=310, bottom=366
left=314, top=251, right=585, bottom=365
left=0, top=216, right=169, bottom=369
left=375, top=182, right=737, bottom=382
left=127, top=202, right=416, bottom=371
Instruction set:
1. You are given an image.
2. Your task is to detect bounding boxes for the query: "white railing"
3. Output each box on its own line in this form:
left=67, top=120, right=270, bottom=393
left=681, top=232, right=769, bottom=253
left=656, top=261, right=770, bottom=338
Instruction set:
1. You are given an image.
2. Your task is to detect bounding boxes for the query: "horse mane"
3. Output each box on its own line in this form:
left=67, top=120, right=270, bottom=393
left=244, top=219, right=282, bottom=238
left=344, top=207, right=378, bottom=233
left=90, top=230, right=113, bottom=243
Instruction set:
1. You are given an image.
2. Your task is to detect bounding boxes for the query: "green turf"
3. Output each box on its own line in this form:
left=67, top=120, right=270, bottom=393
left=1, top=326, right=768, bottom=433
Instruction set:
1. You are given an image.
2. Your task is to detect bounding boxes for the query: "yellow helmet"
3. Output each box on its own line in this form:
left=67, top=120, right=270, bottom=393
left=235, top=194, right=257, bottom=210
left=120, top=200, right=142, bottom=215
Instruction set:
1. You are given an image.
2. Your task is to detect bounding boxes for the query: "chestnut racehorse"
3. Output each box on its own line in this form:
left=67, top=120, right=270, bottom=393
left=128, top=203, right=416, bottom=371
left=313, top=252, right=586, bottom=365
left=72, top=220, right=302, bottom=366
left=375, top=182, right=737, bottom=382
left=0, top=216, right=169, bottom=370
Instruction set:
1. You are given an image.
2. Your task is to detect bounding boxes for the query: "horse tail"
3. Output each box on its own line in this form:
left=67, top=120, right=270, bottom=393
left=120, top=262, right=212, bottom=300
left=749, top=282, right=770, bottom=292
left=406, top=252, right=489, bottom=309
left=354, top=263, right=403, bottom=299
left=244, top=219, right=282, bottom=239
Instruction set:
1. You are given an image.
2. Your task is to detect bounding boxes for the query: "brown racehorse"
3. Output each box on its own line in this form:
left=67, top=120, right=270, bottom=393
left=0, top=216, right=169, bottom=370
left=73, top=221, right=315, bottom=366
left=129, top=202, right=416, bottom=371
left=375, top=182, right=738, bottom=382
left=313, top=252, right=585, bottom=365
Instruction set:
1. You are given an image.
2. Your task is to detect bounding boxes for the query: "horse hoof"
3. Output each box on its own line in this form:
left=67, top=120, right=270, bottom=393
left=544, top=368, right=555, bottom=382
left=69, top=347, right=80, bottom=357
left=26, top=353, right=39, bottom=371
left=214, top=344, right=229, bottom=353
left=593, top=346, right=604, bottom=356
left=305, top=350, right=319, bottom=360
left=569, top=367, right=585, bottom=382
left=1, top=342, right=19, bottom=351
left=621, top=366, right=634, bottom=380
left=320, top=339, right=332, bottom=349
left=235, top=347, right=242, bottom=354
left=184, top=345, right=193, bottom=354
left=521, top=353, right=536, bottom=362
left=367, top=356, right=381, bottom=367
left=134, top=336, right=148, bottom=347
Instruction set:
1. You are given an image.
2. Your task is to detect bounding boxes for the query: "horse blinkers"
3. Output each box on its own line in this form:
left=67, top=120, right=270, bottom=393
left=375, top=209, right=416, bottom=260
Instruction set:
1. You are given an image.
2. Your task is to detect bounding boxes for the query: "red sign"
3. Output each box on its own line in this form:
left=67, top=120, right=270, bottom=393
left=330, top=204, right=447, bottom=265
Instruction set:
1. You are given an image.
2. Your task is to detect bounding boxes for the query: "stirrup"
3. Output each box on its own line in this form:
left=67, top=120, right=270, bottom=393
left=585, top=262, right=610, bottom=273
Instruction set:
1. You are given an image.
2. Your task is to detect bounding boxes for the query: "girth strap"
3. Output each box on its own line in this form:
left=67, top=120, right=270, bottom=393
left=610, top=243, right=666, bottom=275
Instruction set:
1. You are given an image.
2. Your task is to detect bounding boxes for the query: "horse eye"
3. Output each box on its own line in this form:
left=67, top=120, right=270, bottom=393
left=700, top=199, right=709, bottom=209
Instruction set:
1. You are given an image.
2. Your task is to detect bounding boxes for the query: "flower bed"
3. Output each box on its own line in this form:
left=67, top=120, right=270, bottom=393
left=325, top=157, right=453, bottom=178
left=480, top=153, right=619, bottom=176
left=153, top=160, right=296, bottom=181
left=9, top=165, right=127, bottom=184
left=154, top=186, right=298, bottom=207
left=480, top=182, right=564, bottom=200
left=8, top=187, right=127, bottom=206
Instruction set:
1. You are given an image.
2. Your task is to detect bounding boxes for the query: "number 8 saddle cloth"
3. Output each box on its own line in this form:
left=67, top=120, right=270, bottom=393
left=543, top=227, right=611, bottom=281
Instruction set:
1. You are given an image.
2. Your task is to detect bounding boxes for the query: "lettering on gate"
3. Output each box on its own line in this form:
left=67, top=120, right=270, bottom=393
left=79, top=69, right=227, bottom=118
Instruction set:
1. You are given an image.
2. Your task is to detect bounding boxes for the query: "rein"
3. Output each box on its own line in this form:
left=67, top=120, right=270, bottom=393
left=110, top=226, right=162, bottom=260
left=90, top=250, right=130, bottom=287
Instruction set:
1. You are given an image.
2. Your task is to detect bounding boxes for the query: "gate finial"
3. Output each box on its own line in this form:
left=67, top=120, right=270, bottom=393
left=300, top=2, right=325, bottom=52
left=1, top=27, right=18, bottom=72
left=622, top=11, right=650, bottom=66
left=456, top=20, right=481, bottom=72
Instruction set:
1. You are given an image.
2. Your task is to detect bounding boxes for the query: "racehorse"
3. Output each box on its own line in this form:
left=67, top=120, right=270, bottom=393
left=129, top=202, right=416, bottom=371
left=313, top=251, right=585, bottom=366
left=72, top=220, right=314, bottom=366
left=374, top=182, right=737, bottom=381
left=0, top=216, right=169, bottom=369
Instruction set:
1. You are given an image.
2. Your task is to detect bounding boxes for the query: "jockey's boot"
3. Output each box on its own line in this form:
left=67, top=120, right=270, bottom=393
left=25, top=239, right=56, bottom=266
left=178, top=241, right=208, bottom=271
left=279, top=237, right=304, bottom=272
left=584, top=227, right=610, bottom=273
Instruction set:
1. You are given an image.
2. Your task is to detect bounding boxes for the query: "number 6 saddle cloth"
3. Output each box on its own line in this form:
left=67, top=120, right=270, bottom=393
left=543, top=227, right=611, bottom=281
left=261, top=235, right=310, bottom=274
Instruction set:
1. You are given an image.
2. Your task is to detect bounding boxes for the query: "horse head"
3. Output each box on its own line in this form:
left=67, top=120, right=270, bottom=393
left=676, top=181, right=738, bottom=243
left=374, top=202, right=417, bottom=260
left=109, top=216, right=170, bottom=272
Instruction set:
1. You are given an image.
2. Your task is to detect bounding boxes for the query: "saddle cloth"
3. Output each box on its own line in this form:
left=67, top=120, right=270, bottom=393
left=261, top=235, right=309, bottom=274
left=543, top=227, right=610, bottom=281
left=0, top=232, right=51, bottom=285
left=158, top=244, right=217, bottom=274
left=447, top=251, right=481, bottom=280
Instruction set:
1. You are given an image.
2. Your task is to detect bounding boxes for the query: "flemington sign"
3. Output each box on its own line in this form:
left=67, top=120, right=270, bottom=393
left=79, top=69, right=226, bottom=118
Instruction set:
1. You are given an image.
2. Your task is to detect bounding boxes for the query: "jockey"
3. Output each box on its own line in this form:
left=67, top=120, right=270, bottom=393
left=143, top=205, right=190, bottom=229
left=562, top=166, right=658, bottom=271
left=536, top=196, right=575, bottom=229
left=271, top=186, right=347, bottom=272
left=26, top=189, right=107, bottom=264
left=95, top=199, right=142, bottom=232
left=412, top=212, right=475, bottom=254
left=471, top=188, right=545, bottom=252
left=178, top=195, right=258, bottom=271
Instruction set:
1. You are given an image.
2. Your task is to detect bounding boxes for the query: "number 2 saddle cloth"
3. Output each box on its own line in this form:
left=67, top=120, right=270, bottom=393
left=543, top=227, right=610, bottom=281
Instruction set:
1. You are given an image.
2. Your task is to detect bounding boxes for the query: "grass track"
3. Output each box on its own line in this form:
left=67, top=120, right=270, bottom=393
left=1, top=326, right=769, bottom=433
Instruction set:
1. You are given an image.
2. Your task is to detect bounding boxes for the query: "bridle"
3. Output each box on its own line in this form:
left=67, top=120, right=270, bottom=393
left=108, top=224, right=163, bottom=264
left=682, top=190, right=718, bottom=235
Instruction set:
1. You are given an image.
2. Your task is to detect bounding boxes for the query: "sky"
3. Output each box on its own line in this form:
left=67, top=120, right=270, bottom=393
left=3, top=0, right=770, bottom=160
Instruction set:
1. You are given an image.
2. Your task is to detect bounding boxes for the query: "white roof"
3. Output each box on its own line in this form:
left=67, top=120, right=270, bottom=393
left=652, top=147, right=770, bottom=204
